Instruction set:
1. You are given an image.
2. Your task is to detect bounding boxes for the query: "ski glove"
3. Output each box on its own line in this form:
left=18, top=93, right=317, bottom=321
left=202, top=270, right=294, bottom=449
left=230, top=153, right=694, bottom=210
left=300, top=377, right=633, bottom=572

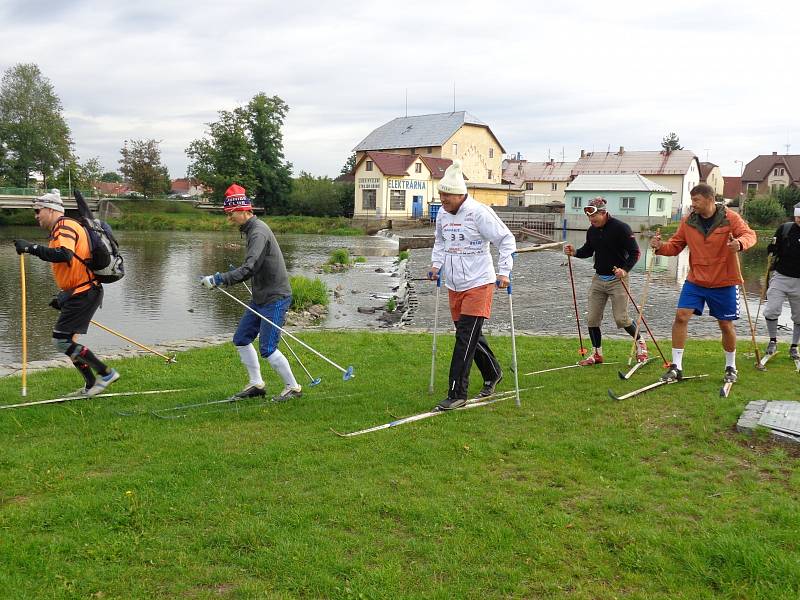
left=200, top=272, right=224, bottom=289
left=13, top=239, right=36, bottom=255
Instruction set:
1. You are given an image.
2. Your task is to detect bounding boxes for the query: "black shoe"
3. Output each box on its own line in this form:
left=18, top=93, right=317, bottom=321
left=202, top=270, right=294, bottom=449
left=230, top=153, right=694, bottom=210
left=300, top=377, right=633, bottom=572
left=233, top=384, right=266, bottom=399
left=723, top=366, right=738, bottom=384
left=660, top=364, right=682, bottom=382
left=474, top=374, right=503, bottom=399
left=436, top=397, right=467, bottom=411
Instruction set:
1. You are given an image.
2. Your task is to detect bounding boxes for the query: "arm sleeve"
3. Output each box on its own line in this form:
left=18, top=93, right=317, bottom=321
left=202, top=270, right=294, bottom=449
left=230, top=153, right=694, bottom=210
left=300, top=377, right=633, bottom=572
left=221, top=231, right=269, bottom=285
left=574, top=231, right=593, bottom=259
left=31, top=245, right=74, bottom=263
left=477, top=207, right=516, bottom=276
left=656, top=222, right=687, bottom=256
left=620, top=224, right=641, bottom=272
left=431, top=214, right=445, bottom=270
left=730, top=211, right=757, bottom=251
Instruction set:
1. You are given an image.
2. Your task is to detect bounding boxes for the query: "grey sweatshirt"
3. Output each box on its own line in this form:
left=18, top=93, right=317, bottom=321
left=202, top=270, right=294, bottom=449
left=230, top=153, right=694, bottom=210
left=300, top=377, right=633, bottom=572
left=220, top=216, right=292, bottom=304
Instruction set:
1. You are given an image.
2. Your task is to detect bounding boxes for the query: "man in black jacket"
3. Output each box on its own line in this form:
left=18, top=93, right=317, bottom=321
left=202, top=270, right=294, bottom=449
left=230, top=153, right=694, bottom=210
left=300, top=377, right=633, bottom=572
left=762, top=202, right=800, bottom=361
left=564, top=197, right=645, bottom=365
left=200, top=184, right=301, bottom=401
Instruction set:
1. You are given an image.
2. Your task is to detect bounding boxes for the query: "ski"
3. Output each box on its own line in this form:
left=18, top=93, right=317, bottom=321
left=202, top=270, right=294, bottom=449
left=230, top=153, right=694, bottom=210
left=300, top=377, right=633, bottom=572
left=332, top=388, right=528, bottom=438
left=720, top=380, right=735, bottom=398
left=758, top=351, right=779, bottom=369
left=150, top=394, right=259, bottom=419
left=608, top=375, right=709, bottom=401
left=524, top=361, right=618, bottom=377
left=1, top=389, right=186, bottom=411
left=794, top=357, right=800, bottom=373
left=618, top=357, right=654, bottom=380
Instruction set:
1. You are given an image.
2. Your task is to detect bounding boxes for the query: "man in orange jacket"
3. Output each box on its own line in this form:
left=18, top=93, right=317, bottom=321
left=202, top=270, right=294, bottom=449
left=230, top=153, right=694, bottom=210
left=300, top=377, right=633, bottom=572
left=651, top=183, right=756, bottom=384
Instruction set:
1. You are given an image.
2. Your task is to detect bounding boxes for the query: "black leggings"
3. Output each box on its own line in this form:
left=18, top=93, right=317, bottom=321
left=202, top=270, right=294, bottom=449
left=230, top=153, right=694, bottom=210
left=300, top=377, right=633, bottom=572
left=447, top=315, right=502, bottom=399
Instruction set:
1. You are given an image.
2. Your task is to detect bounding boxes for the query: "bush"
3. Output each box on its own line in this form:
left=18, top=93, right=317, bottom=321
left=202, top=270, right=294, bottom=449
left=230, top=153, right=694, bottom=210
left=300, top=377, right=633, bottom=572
left=327, top=248, right=351, bottom=265
left=745, top=197, right=785, bottom=227
left=290, top=275, right=328, bottom=310
left=398, top=250, right=409, bottom=261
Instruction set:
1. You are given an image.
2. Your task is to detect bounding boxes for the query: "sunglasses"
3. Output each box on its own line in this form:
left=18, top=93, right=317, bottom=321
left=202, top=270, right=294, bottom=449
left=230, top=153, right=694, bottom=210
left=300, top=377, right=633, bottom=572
left=583, top=205, right=605, bottom=216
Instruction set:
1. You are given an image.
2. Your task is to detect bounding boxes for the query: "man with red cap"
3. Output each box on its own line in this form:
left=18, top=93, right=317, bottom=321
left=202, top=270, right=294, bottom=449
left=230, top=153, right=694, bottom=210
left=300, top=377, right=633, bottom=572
left=200, top=184, right=301, bottom=401
left=564, top=196, right=646, bottom=365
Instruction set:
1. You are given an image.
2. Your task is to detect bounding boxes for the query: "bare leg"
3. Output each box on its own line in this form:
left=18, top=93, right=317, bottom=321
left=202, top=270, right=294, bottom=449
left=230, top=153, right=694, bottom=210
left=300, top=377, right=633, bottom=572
left=718, top=320, right=737, bottom=352
left=671, top=308, right=694, bottom=349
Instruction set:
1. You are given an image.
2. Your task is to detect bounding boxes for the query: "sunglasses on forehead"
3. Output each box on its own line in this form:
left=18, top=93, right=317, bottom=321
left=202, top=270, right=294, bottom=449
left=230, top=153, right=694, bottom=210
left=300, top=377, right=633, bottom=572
left=583, top=205, right=606, bottom=216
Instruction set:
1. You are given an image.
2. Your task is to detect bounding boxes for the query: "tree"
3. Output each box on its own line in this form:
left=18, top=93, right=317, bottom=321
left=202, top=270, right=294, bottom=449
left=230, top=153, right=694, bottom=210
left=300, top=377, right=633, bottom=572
left=119, top=139, right=171, bottom=199
left=51, top=155, right=103, bottom=193
left=340, top=152, right=357, bottom=177
left=774, top=184, right=800, bottom=216
left=745, top=196, right=785, bottom=227
left=661, top=132, right=683, bottom=152
left=287, top=172, right=355, bottom=217
left=0, top=63, right=72, bottom=187
left=186, top=93, right=293, bottom=213
left=101, top=171, right=123, bottom=183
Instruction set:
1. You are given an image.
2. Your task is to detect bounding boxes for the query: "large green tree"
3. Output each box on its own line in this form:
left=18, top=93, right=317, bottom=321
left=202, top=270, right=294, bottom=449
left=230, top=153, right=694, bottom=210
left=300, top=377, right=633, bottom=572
left=51, top=155, right=104, bottom=193
left=101, top=171, right=123, bottom=183
left=661, top=132, right=683, bottom=152
left=0, top=63, right=72, bottom=187
left=119, top=139, right=171, bottom=199
left=186, top=93, right=293, bottom=212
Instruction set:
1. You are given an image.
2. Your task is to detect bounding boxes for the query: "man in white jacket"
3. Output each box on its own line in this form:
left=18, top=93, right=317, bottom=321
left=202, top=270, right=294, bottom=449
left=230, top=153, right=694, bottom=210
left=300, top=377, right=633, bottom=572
left=429, top=160, right=517, bottom=410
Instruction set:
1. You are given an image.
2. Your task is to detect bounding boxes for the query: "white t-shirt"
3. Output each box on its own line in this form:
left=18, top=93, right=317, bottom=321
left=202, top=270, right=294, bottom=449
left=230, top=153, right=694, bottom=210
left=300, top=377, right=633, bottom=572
left=431, top=196, right=516, bottom=292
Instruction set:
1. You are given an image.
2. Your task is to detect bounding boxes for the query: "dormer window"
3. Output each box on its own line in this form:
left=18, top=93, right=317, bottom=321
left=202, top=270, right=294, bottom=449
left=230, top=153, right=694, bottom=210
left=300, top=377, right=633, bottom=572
left=366, top=160, right=373, bottom=171
left=415, top=163, right=422, bottom=174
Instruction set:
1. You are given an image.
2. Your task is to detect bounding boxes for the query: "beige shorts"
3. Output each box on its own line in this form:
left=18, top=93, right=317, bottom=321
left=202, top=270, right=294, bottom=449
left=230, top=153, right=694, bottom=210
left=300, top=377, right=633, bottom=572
left=587, top=275, right=633, bottom=328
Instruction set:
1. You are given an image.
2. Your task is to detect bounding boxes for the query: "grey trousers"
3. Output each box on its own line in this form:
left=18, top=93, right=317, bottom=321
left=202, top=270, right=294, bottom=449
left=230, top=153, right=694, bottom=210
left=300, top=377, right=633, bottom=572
left=764, top=272, right=800, bottom=324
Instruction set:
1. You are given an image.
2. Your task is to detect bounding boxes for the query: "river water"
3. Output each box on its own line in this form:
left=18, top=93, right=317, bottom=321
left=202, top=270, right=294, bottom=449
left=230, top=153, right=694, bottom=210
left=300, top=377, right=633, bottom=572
left=0, top=228, right=398, bottom=364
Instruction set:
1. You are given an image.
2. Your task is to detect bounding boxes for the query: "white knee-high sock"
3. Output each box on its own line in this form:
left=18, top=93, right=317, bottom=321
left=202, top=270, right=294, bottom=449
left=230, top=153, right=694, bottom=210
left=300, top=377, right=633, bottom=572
left=267, top=349, right=299, bottom=388
left=236, top=344, right=264, bottom=387
left=672, top=348, right=684, bottom=370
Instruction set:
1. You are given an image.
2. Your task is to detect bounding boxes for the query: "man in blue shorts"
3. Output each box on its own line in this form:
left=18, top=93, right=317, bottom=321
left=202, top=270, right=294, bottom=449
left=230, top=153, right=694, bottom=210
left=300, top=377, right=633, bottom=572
left=651, top=184, right=756, bottom=384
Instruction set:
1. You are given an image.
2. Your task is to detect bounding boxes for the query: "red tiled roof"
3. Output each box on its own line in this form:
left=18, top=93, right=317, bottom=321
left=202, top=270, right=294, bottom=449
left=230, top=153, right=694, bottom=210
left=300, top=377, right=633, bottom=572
left=359, top=151, right=417, bottom=176
left=741, top=154, right=800, bottom=183
left=723, top=176, right=742, bottom=199
left=419, top=155, right=454, bottom=179
left=699, top=162, right=717, bottom=181
left=95, top=182, right=130, bottom=195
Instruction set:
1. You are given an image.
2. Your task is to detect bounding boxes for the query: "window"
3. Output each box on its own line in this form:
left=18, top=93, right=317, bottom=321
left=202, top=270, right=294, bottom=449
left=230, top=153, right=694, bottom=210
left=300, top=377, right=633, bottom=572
left=488, top=169, right=493, bottom=179
left=452, top=143, right=458, bottom=155
left=427, top=147, right=432, bottom=153
left=489, top=148, right=494, bottom=158
left=365, top=160, right=373, bottom=172
left=747, top=182, right=757, bottom=191
left=362, top=189, right=376, bottom=210
left=415, top=163, right=422, bottom=173
left=390, top=189, right=406, bottom=211
left=572, top=196, right=582, bottom=209
left=551, top=182, right=557, bottom=191
left=656, top=197, right=664, bottom=211
left=774, top=167, right=785, bottom=176
left=621, top=197, right=636, bottom=210
left=525, top=182, right=534, bottom=191
left=409, top=148, right=415, bottom=154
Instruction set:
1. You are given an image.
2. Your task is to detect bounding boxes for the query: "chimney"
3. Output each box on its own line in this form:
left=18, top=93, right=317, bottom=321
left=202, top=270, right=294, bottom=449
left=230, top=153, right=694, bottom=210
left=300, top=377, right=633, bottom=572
left=580, top=149, right=586, bottom=158
left=773, top=151, right=778, bottom=155
left=619, top=146, right=625, bottom=154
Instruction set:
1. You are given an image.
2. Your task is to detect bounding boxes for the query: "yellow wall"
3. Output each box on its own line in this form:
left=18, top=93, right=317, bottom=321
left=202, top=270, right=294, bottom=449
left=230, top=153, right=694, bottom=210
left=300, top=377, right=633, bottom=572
left=467, top=185, right=512, bottom=206
left=704, top=166, right=724, bottom=196
left=442, top=125, right=503, bottom=185
left=352, top=157, right=436, bottom=218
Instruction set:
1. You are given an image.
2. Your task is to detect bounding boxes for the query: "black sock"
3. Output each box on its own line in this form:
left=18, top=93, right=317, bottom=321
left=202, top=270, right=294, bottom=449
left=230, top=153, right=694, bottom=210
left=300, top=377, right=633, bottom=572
left=72, top=360, right=96, bottom=389
left=588, top=327, right=602, bottom=349
left=623, top=324, right=639, bottom=338
left=67, top=343, right=110, bottom=376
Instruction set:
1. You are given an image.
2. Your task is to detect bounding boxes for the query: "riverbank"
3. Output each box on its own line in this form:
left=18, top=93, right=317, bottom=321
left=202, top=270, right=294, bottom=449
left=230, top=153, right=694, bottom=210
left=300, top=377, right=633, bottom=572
left=1, top=332, right=797, bottom=598
left=1, top=199, right=363, bottom=235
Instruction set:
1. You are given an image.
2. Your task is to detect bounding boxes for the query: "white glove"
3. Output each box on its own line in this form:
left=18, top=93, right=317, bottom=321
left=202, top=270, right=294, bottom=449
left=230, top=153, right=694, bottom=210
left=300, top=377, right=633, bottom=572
left=200, top=274, right=221, bottom=289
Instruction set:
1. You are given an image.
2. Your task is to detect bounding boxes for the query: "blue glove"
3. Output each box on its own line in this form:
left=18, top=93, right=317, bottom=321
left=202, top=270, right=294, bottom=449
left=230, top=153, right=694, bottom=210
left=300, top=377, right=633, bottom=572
left=200, top=272, right=224, bottom=289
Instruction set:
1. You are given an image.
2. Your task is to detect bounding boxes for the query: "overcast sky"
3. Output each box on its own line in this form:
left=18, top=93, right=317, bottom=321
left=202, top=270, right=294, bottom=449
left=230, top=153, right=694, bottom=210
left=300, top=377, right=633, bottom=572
left=1, top=0, right=797, bottom=180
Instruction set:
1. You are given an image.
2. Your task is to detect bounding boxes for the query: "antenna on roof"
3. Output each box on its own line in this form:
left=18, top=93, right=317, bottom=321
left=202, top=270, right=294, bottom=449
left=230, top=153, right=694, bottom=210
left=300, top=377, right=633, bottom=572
left=703, top=148, right=710, bottom=162
left=405, top=88, right=408, bottom=117
left=452, top=82, right=456, bottom=113
left=786, top=142, right=791, bottom=155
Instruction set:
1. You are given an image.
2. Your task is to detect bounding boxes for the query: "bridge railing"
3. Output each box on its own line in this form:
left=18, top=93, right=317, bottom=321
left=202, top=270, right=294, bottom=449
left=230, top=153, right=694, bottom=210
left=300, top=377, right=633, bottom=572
left=0, top=187, right=95, bottom=198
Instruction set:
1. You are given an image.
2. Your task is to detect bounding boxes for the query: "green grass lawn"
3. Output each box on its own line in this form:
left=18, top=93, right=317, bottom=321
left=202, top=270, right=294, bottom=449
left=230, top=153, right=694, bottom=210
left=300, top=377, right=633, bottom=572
left=1, top=333, right=799, bottom=599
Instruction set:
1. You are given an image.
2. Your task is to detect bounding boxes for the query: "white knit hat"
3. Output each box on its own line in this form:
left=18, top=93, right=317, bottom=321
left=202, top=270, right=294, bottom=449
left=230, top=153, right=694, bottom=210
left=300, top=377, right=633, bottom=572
left=33, top=189, right=64, bottom=213
left=437, top=160, right=467, bottom=195
left=794, top=202, right=800, bottom=217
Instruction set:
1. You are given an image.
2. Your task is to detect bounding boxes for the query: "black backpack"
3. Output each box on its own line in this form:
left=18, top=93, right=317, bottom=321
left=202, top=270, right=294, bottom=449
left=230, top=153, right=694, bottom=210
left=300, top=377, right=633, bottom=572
left=74, top=191, right=125, bottom=283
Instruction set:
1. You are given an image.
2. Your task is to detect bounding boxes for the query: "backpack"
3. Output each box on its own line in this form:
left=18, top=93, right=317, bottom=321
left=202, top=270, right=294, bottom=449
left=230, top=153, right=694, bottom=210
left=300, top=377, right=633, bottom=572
left=72, top=190, right=125, bottom=283
left=77, top=216, right=125, bottom=284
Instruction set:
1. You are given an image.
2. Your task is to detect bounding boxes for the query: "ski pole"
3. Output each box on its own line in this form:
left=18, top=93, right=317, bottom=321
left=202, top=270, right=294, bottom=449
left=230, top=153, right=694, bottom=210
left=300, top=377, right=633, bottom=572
left=732, top=245, right=762, bottom=369
left=213, top=286, right=354, bottom=380
left=90, top=320, right=177, bottom=363
left=428, top=272, right=441, bottom=394
left=614, top=269, right=669, bottom=368
left=230, top=264, right=321, bottom=386
left=500, top=273, right=521, bottom=407
left=627, top=230, right=659, bottom=366
left=566, top=254, right=587, bottom=356
left=753, top=254, right=773, bottom=331
left=20, top=254, right=27, bottom=397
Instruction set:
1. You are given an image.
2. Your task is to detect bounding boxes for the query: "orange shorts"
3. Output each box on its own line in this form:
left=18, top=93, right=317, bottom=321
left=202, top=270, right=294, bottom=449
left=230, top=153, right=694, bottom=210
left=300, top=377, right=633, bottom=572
left=448, top=283, right=495, bottom=321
